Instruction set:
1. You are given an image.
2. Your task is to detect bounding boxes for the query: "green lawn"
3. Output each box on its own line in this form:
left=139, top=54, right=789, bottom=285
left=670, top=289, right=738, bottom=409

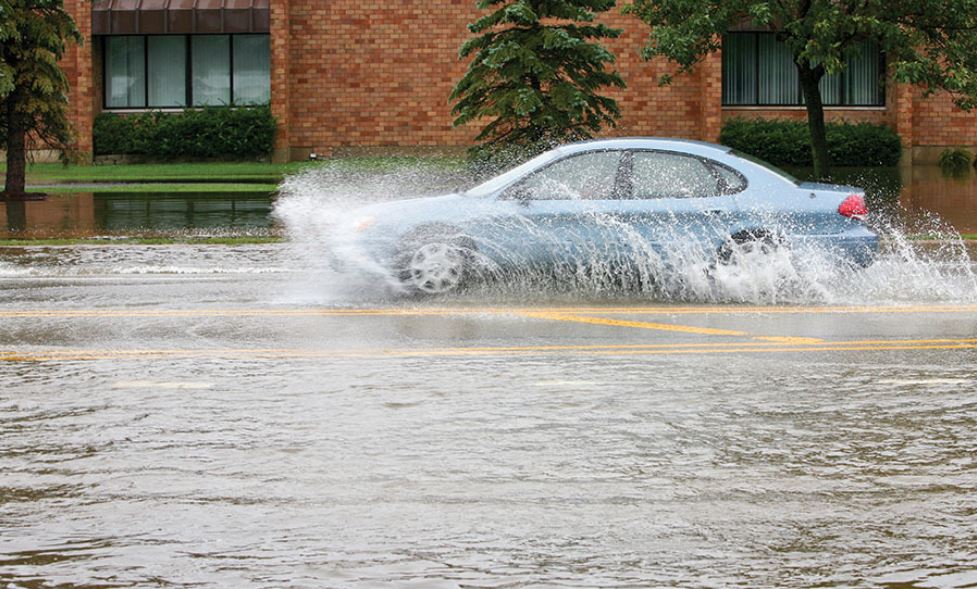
left=28, top=183, right=279, bottom=194
left=2, top=156, right=466, bottom=185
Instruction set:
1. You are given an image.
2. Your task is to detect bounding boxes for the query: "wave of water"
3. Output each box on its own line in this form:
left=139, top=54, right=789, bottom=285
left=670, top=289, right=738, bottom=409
left=0, top=261, right=29, bottom=278
left=0, top=245, right=290, bottom=278
left=273, top=166, right=977, bottom=306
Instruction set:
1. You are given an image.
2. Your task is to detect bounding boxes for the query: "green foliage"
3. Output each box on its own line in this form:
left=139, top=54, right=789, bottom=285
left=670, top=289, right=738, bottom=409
left=826, top=122, right=902, bottom=167
left=93, top=107, right=277, bottom=160
left=451, top=0, right=626, bottom=165
left=1, top=0, right=82, bottom=194
left=624, top=0, right=977, bottom=177
left=720, top=119, right=902, bottom=167
left=938, top=147, right=973, bottom=177
left=625, top=0, right=977, bottom=102
left=0, top=0, right=80, bottom=146
left=0, top=0, right=14, bottom=101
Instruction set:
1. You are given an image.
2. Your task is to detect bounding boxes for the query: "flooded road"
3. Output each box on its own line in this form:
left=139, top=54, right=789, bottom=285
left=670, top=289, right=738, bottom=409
left=4, top=164, right=977, bottom=239
left=2, top=245, right=977, bottom=588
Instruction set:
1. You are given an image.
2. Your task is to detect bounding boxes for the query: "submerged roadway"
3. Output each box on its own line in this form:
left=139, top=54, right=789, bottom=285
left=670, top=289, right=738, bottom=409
left=2, top=244, right=976, bottom=588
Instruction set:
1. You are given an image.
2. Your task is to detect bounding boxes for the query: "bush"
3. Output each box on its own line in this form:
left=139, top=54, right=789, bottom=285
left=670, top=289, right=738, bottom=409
left=94, top=106, right=276, bottom=159
left=938, top=147, right=972, bottom=177
left=720, top=118, right=902, bottom=167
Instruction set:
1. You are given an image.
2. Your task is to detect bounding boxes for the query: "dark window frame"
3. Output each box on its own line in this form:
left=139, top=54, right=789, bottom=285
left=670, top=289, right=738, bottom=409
left=721, top=31, right=886, bottom=108
left=102, top=33, right=268, bottom=110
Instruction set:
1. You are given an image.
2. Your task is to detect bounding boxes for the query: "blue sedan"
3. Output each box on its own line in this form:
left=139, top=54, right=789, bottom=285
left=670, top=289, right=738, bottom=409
left=341, top=138, right=878, bottom=295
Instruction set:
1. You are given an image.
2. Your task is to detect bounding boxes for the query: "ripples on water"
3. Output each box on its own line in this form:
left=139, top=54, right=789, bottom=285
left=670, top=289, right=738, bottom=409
left=3, top=357, right=977, bottom=587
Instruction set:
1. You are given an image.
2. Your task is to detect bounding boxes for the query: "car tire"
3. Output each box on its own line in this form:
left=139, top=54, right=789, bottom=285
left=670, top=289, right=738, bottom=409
left=394, top=228, right=477, bottom=296
left=716, top=230, right=783, bottom=266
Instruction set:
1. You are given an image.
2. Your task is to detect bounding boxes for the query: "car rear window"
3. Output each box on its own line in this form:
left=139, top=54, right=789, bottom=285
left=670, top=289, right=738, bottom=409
left=730, top=150, right=800, bottom=185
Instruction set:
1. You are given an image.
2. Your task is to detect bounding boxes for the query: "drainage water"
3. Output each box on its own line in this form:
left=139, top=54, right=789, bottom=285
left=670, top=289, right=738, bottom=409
left=273, top=164, right=977, bottom=305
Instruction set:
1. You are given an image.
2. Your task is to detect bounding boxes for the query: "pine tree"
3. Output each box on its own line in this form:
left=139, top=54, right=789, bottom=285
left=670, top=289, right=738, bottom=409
left=451, top=0, right=626, bottom=162
left=1, top=0, right=81, bottom=199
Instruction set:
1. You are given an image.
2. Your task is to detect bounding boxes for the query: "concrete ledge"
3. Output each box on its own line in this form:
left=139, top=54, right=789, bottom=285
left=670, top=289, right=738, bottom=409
left=1, top=150, right=92, bottom=165
left=912, top=145, right=977, bottom=165
left=287, top=145, right=470, bottom=161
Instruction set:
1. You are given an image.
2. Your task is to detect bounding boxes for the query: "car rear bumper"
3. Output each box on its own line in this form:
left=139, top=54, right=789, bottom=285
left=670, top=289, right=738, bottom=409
left=795, top=226, right=880, bottom=267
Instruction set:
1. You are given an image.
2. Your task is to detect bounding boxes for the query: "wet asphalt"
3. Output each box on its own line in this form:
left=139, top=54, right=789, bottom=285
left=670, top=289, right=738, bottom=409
left=2, top=244, right=977, bottom=588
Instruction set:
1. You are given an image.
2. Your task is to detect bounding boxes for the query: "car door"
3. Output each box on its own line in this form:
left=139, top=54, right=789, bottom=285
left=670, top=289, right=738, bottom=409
left=618, top=150, right=745, bottom=263
left=487, top=150, right=627, bottom=269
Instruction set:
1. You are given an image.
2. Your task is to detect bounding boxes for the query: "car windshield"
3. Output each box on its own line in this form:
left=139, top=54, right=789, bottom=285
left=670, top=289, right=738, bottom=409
left=463, top=150, right=562, bottom=197
left=730, top=150, right=800, bottom=185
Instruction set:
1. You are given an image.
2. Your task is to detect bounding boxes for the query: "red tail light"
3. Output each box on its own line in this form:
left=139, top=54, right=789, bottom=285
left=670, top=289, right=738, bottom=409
left=839, top=194, right=869, bottom=220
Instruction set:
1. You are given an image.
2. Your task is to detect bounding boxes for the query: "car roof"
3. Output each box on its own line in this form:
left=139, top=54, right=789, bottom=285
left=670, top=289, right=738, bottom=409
left=553, top=137, right=734, bottom=158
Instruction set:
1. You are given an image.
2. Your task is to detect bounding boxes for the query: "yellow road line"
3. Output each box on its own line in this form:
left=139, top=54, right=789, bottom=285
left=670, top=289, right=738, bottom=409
left=594, top=343, right=977, bottom=356
left=3, top=338, right=976, bottom=362
left=752, top=336, right=826, bottom=344
left=1, top=304, right=977, bottom=319
left=519, top=311, right=749, bottom=337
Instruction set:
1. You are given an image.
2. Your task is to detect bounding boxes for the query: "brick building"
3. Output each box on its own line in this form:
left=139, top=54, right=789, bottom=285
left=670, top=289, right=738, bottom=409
left=57, top=1, right=977, bottom=163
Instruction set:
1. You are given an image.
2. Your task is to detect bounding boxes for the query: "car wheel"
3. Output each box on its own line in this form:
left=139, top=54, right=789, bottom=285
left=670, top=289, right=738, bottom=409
left=716, top=230, right=783, bottom=266
left=395, top=232, right=476, bottom=295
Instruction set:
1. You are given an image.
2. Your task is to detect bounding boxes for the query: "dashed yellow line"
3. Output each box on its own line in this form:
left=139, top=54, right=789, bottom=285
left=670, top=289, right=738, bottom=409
left=3, top=338, right=976, bottom=362
left=752, top=336, right=826, bottom=344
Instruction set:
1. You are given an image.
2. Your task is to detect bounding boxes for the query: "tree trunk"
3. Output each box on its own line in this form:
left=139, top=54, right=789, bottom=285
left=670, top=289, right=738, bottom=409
left=797, top=62, right=830, bottom=180
left=3, top=109, right=28, bottom=199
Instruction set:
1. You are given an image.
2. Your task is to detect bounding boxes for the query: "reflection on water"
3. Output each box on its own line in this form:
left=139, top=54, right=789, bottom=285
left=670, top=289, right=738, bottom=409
left=900, top=166, right=977, bottom=233
left=794, top=165, right=977, bottom=233
left=2, top=166, right=977, bottom=238
left=0, top=191, right=275, bottom=238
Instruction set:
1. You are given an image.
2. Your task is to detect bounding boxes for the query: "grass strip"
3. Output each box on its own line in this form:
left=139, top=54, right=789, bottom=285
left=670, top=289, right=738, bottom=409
left=27, top=183, right=279, bottom=194
left=5, top=157, right=466, bottom=184
left=908, top=233, right=977, bottom=241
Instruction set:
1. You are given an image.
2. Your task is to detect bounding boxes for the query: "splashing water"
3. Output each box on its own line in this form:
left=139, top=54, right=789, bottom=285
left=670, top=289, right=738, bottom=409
left=273, top=164, right=977, bottom=306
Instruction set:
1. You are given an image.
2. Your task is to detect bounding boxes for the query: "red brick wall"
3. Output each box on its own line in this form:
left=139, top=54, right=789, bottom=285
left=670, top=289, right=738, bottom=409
left=911, top=89, right=977, bottom=147
left=270, top=0, right=292, bottom=161
left=53, top=0, right=977, bottom=162
left=63, top=0, right=95, bottom=159
left=279, top=4, right=718, bottom=157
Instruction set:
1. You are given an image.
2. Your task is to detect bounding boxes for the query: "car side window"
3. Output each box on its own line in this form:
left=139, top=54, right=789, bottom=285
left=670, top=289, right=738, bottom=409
left=505, top=151, right=622, bottom=201
left=631, top=151, right=723, bottom=199
left=713, top=164, right=747, bottom=194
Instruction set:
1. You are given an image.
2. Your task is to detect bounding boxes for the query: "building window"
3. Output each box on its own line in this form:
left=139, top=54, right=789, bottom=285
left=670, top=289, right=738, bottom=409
left=105, top=36, right=146, bottom=108
left=103, top=34, right=270, bottom=109
left=148, top=36, right=187, bottom=107
left=722, top=32, right=884, bottom=107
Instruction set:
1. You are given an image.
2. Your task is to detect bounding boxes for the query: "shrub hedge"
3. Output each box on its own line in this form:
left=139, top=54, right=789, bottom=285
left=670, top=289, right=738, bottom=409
left=720, top=118, right=902, bottom=167
left=94, top=106, right=276, bottom=159
left=938, top=147, right=973, bottom=176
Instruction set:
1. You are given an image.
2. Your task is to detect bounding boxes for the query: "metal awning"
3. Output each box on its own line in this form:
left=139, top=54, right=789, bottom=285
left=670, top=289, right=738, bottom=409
left=92, top=0, right=270, bottom=35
